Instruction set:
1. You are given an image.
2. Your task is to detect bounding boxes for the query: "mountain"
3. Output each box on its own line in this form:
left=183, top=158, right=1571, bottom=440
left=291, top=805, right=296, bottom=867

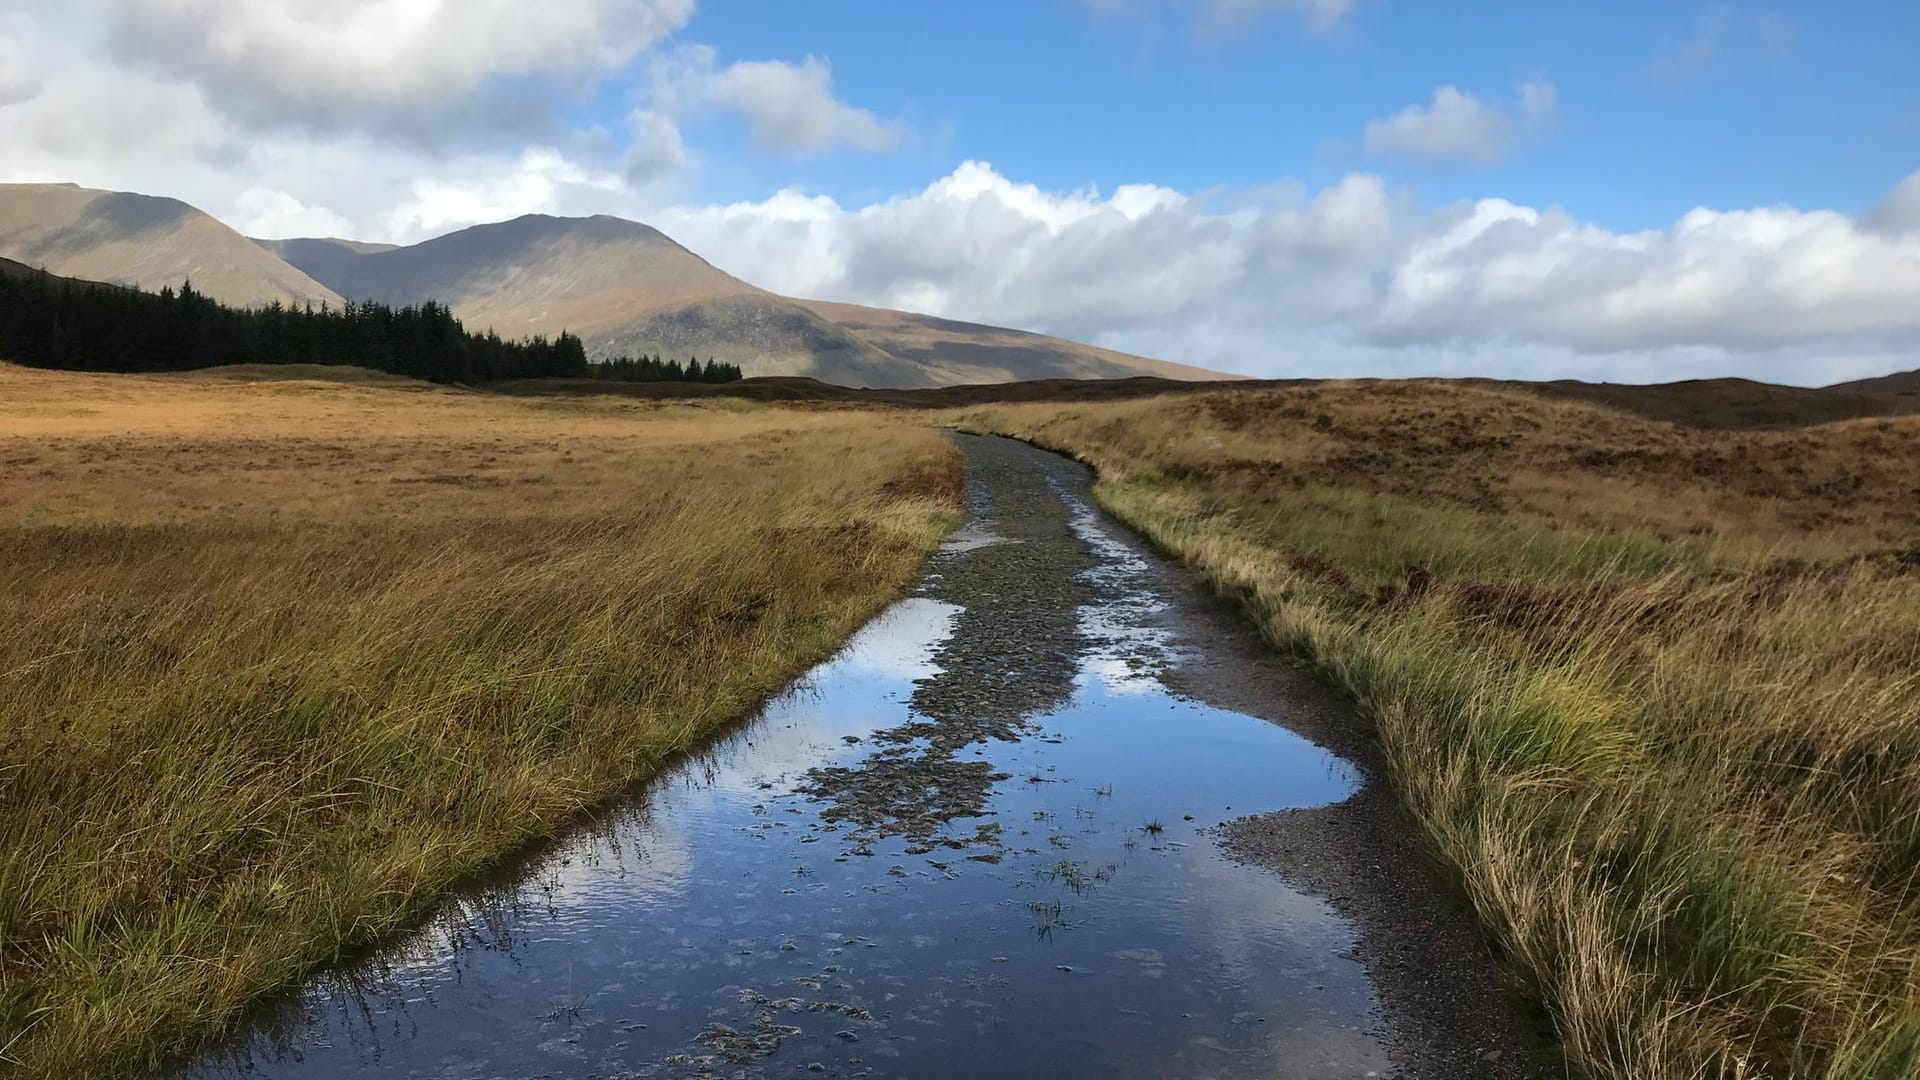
left=1, top=182, right=1227, bottom=386
left=792, top=298, right=1225, bottom=385
left=264, top=214, right=1229, bottom=387
left=253, top=237, right=398, bottom=294
left=0, top=183, right=340, bottom=309
left=265, top=214, right=934, bottom=386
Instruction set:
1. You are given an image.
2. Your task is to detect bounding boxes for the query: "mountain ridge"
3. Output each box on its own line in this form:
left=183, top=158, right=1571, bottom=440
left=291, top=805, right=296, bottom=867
left=4, top=182, right=1910, bottom=394
left=0, top=181, right=1234, bottom=386
left=264, top=212, right=931, bottom=385
left=0, top=183, right=340, bottom=309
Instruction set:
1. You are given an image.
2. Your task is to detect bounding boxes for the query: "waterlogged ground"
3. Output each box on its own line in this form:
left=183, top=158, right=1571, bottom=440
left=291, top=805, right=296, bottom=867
left=177, top=436, right=1543, bottom=1080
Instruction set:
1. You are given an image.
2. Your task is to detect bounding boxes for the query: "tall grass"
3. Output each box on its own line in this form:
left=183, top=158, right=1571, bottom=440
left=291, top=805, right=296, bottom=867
left=958, top=382, right=1920, bottom=1079
left=0, top=365, right=960, bottom=1078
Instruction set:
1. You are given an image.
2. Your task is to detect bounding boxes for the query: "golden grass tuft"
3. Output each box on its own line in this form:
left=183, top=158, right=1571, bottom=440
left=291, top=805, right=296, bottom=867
left=0, top=364, right=961, bottom=1078
left=956, top=382, right=1920, bottom=1079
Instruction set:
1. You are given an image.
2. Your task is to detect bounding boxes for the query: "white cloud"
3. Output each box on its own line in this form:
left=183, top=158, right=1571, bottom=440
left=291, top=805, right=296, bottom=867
left=641, top=48, right=903, bottom=154
left=625, top=110, right=686, bottom=183
left=381, top=147, right=641, bottom=242
left=0, top=28, right=40, bottom=105
left=658, top=162, right=1920, bottom=385
left=229, top=187, right=354, bottom=239
left=1372, top=198, right=1920, bottom=353
left=0, top=19, right=649, bottom=246
left=1864, top=172, right=1920, bottom=235
left=1364, top=80, right=1557, bottom=164
left=99, top=0, right=695, bottom=130
left=710, top=56, right=900, bottom=153
left=0, top=3, right=900, bottom=243
left=1645, top=6, right=1795, bottom=87
left=0, top=4, right=1909, bottom=388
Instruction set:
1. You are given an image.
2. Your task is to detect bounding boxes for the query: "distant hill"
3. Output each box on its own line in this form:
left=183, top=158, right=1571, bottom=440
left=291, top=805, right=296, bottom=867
left=1827, top=369, right=1920, bottom=400
left=265, top=215, right=953, bottom=387
left=0, top=255, right=45, bottom=281
left=508, top=367, right=1920, bottom=432
left=20, top=181, right=1900, bottom=402
left=0, top=182, right=1229, bottom=387
left=791, top=299, right=1228, bottom=385
left=0, top=183, right=340, bottom=309
left=499, top=373, right=1245, bottom=407
left=261, top=214, right=1227, bottom=388
left=1472, top=376, right=1920, bottom=430
left=252, top=237, right=398, bottom=298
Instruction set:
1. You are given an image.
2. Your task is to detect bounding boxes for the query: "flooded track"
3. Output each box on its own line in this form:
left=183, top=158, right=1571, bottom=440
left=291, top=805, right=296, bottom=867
left=176, top=435, right=1553, bottom=1080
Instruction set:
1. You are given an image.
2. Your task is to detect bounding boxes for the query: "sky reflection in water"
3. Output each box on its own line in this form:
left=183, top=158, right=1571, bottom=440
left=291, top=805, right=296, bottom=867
left=182, top=505, right=1392, bottom=1080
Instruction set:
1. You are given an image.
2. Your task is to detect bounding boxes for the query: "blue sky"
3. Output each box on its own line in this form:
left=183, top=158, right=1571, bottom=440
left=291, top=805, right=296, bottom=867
left=672, top=1, right=1917, bottom=228
left=2, top=0, right=1918, bottom=384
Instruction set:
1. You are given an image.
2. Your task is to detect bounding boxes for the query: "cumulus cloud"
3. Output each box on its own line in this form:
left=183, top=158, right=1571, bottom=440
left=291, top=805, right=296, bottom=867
left=642, top=47, right=904, bottom=154
left=1364, top=80, right=1556, bottom=163
left=1864, top=172, right=1920, bottom=235
left=1372, top=198, right=1920, bottom=353
left=709, top=56, right=900, bottom=153
left=658, top=162, right=1920, bottom=385
left=228, top=187, right=355, bottom=239
left=0, top=3, right=904, bottom=243
left=0, top=14, right=647, bottom=245
left=381, top=147, right=638, bottom=241
left=0, top=3, right=1909, bottom=387
left=98, top=0, right=694, bottom=131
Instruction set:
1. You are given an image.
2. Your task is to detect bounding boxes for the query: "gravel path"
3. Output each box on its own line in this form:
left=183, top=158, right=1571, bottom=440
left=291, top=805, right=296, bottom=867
left=948, top=433, right=1564, bottom=1079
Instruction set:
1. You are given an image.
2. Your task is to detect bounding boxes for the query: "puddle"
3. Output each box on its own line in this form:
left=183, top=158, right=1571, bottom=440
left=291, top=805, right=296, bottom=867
left=174, top=437, right=1395, bottom=1080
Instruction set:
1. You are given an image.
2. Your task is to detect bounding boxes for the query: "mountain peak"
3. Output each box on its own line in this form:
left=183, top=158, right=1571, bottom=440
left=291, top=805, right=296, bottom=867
left=0, top=182, right=339, bottom=308
left=4, top=181, right=1230, bottom=388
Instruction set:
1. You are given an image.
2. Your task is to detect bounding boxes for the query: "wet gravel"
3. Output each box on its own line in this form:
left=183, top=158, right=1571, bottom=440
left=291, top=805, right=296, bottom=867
left=797, top=435, right=1098, bottom=856
left=942, top=434, right=1565, bottom=1079
left=176, top=431, right=1566, bottom=1080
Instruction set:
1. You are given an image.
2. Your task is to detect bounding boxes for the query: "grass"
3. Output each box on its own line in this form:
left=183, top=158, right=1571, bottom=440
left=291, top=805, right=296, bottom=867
left=0, top=363, right=961, bottom=1078
left=954, top=380, right=1920, bottom=1079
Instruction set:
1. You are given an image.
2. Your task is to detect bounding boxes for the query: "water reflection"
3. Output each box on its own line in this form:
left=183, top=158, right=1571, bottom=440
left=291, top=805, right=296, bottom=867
left=177, top=441, right=1391, bottom=1080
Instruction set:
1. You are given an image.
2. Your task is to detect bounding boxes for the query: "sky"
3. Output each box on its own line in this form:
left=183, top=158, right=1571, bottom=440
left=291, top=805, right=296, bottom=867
left=1, top=0, right=1917, bottom=385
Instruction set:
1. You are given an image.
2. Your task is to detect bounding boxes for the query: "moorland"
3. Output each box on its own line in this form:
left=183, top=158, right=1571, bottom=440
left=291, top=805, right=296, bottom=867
left=4, top=357, right=1917, bottom=1078
left=0, top=363, right=958, bottom=1077
left=955, top=381, right=1920, bottom=1079
left=3, top=181, right=1918, bottom=1080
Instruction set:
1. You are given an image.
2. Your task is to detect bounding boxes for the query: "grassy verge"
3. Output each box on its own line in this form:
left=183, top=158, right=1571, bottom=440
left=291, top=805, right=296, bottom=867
left=0, top=364, right=961, bottom=1078
left=955, top=381, right=1920, bottom=1079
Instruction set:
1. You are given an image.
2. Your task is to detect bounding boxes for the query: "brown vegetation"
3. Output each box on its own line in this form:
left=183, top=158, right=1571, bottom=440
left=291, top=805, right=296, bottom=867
left=956, top=381, right=1920, bottom=1079
left=510, top=367, right=1920, bottom=431
left=0, top=363, right=960, bottom=1078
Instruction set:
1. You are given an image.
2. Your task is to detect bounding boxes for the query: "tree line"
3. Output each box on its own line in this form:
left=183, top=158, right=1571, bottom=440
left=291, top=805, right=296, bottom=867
left=585, top=353, right=743, bottom=383
left=0, top=269, right=590, bottom=383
